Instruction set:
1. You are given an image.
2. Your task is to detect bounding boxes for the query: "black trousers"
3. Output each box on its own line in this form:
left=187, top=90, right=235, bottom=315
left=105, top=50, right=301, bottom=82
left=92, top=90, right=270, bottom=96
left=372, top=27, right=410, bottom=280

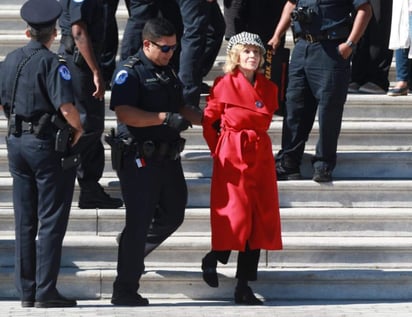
left=278, top=39, right=350, bottom=171
left=114, top=154, right=187, bottom=292
left=350, top=0, right=393, bottom=90
left=223, top=0, right=286, bottom=44
left=120, top=0, right=183, bottom=62
left=7, top=133, right=76, bottom=301
left=175, top=0, right=225, bottom=107
left=62, top=53, right=106, bottom=190
left=100, top=0, right=120, bottom=84
left=212, top=245, right=261, bottom=281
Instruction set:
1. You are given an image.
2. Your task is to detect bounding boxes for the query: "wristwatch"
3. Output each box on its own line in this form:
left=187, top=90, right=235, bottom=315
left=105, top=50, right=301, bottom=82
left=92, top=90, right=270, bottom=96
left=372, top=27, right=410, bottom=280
left=345, top=40, right=356, bottom=49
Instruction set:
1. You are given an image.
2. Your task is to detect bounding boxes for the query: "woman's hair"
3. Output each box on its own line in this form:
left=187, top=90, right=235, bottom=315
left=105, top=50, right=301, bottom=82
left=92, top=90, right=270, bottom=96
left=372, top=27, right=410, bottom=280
left=223, top=43, right=265, bottom=74
left=27, top=24, right=56, bottom=44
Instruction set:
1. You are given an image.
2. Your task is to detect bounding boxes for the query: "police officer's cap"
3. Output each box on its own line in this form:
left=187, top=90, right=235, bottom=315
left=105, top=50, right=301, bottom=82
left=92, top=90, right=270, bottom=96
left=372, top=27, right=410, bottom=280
left=20, top=0, right=62, bottom=29
left=227, top=32, right=266, bottom=55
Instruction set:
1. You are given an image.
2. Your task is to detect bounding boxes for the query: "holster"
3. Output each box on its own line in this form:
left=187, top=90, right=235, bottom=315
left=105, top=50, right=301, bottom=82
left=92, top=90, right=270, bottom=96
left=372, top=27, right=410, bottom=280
left=104, top=128, right=135, bottom=171
left=73, top=47, right=87, bottom=68
left=61, top=34, right=87, bottom=68
left=51, top=114, right=73, bottom=153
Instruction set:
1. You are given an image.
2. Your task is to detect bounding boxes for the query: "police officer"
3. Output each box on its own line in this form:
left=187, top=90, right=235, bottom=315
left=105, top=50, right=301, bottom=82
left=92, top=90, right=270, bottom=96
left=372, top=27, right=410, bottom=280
left=268, top=0, right=372, bottom=182
left=109, top=17, right=202, bottom=306
left=0, top=0, right=83, bottom=308
left=59, top=0, right=123, bottom=208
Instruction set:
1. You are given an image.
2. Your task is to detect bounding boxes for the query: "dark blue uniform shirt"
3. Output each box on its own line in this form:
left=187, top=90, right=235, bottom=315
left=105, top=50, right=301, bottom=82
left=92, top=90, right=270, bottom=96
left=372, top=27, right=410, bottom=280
left=293, top=0, right=369, bottom=35
left=110, top=49, right=184, bottom=142
left=0, top=40, right=74, bottom=119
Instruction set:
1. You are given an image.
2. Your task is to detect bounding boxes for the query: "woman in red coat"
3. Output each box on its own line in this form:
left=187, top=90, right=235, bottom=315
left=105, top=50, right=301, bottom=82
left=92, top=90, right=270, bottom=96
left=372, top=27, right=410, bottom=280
left=201, top=32, right=283, bottom=305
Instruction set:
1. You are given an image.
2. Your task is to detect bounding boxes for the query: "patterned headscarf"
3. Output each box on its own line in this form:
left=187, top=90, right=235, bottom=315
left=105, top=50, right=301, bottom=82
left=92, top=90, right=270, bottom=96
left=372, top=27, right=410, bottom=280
left=227, top=31, right=266, bottom=55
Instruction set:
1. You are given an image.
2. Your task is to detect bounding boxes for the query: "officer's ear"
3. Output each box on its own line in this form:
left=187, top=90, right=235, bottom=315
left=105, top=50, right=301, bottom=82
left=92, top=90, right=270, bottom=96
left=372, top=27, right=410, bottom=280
left=25, top=27, right=31, bottom=39
left=142, top=39, right=151, bottom=51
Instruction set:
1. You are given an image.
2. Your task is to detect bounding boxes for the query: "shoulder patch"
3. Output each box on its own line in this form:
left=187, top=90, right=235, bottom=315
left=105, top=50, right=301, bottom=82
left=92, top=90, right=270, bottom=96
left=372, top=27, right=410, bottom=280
left=58, top=65, right=71, bottom=81
left=114, top=70, right=128, bottom=85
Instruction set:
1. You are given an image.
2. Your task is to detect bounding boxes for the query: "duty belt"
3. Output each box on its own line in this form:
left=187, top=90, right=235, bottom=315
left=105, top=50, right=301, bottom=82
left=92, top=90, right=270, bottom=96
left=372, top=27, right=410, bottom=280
left=138, top=138, right=186, bottom=161
left=296, top=27, right=349, bottom=43
left=8, top=113, right=54, bottom=137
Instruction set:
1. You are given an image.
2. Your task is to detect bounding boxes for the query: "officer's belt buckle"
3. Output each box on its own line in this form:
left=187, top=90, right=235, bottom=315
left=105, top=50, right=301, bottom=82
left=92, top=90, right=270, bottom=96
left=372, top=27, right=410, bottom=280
left=304, top=34, right=315, bottom=43
left=141, top=140, right=156, bottom=158
left=21, top=121, right=33, bottom=133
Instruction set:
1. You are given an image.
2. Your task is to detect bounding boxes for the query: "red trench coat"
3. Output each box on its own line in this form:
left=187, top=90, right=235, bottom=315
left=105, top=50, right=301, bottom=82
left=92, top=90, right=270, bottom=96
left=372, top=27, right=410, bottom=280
left=202, top=69, right=283, bottom=251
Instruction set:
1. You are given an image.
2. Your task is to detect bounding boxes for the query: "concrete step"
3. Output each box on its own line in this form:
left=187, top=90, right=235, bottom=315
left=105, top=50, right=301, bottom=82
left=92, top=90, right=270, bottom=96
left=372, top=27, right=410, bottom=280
left=2, top=266, right=412, bottom=301
left=0, top=145, right=411, bottom=179
left=3, top=207, right=412, bottom=238
left=2, top=235, right=412, bottom=269
left=2, top=177, right=412, bottom=208
left=0, top=120, right=411, bottom=152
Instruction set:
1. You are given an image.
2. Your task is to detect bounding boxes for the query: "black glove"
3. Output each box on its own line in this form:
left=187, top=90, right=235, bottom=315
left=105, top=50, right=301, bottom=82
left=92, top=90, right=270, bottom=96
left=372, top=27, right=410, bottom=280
left=163, top=112, right=191, bottom=132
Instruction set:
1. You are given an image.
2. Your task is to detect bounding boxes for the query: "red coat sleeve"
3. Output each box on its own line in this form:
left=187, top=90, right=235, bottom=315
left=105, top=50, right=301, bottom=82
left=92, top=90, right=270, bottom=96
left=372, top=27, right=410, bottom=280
left=202, top=76, right=224, bottom=154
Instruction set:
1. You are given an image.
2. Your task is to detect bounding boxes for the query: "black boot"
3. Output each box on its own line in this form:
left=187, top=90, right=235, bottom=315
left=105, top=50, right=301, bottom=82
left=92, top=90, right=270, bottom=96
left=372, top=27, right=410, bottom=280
left=78, top=183, right=123, bottom=209
left=201, top=251, right=218, bottom=288
left=111, top=284, right=149, bottom=306
left=234, top=286, right=263, bottom=305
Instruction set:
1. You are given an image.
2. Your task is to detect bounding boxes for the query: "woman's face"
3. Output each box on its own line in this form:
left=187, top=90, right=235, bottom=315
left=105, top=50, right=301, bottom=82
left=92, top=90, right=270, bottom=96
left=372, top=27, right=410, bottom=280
left=238, top=45, right=261, bottom=72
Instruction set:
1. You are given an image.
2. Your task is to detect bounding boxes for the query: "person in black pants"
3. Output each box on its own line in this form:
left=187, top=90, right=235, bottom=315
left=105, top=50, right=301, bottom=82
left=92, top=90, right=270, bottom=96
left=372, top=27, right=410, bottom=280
left=175, top=0, right=225, bottom=107
left=109, top=17, right=202, bottom=306
left=349, top=0, right=394, bottom=94
left=0, top=0, right=83, bottom=308
left=59, top=0, right=124, bottom=209
left=100, top=0, right=121, bottom=89
left=268, top=0, right=372, bottom=182
left=120, top=0, right=183, bottom=64
left=223, top=0, right=286, bottom=44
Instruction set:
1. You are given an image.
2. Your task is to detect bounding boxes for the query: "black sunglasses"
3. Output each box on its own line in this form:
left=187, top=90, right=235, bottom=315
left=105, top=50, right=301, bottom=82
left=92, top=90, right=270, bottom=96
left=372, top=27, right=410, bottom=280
left=149, top=40, right=177, bottom=53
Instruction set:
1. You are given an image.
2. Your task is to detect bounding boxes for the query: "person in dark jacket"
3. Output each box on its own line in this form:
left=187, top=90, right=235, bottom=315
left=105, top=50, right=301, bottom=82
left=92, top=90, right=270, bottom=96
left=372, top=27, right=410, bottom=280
left=0, top=0, right=83, bottom=308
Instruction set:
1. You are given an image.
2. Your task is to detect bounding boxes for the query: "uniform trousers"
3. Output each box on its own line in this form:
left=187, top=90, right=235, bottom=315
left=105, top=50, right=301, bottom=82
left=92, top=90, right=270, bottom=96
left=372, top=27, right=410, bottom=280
left=175, top=0, right=225, bottom=107
left=113, top=153, right=187, bottom=292
left=7, top=133, right=76, bottom=301
left=63, top=54, right=105, bottom=190
left=279, top=39, right=350, bottom=171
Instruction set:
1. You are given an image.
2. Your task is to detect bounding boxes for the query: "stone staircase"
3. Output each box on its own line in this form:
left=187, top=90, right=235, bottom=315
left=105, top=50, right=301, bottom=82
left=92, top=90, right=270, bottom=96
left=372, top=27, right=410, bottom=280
left=1, top=0, right=412, bottom=302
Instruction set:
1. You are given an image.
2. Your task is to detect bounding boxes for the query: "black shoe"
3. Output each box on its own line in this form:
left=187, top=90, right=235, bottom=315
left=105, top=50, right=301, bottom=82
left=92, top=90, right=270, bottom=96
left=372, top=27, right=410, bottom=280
left=234, top=286, right=263, bottom=305
left=312, top=166, right=332, bottom=183
left=79, top=184, right=123, bottom=209
left=276, top=161, right=301, bottom=180
left=34, top=294, right=77, bottom=308
left=21, top=300, right=34, bottom=308
left=111, top=293, right=149, bottom=306
left=201, top=252, right=218, bottom=288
